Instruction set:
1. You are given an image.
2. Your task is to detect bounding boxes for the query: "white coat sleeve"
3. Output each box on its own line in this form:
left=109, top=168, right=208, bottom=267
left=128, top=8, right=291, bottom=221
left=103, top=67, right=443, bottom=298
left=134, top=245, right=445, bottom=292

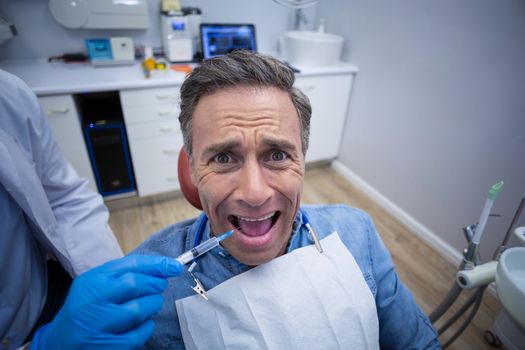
left=27, top=87, right=123, bottom=275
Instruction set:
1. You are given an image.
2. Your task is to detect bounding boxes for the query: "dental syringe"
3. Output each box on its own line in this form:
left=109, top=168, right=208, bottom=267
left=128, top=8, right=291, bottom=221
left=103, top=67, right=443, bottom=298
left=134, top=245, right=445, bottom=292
left=176, top=230, right=234, bottom=265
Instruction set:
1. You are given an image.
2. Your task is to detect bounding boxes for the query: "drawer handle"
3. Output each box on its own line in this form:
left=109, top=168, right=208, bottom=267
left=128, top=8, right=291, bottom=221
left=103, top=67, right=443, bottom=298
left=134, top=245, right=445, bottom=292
left=46, top=107, right=70, bottom=115
left=160, top=127, right=175, bottom=132
left=158, top=111, right=177, bottom=117
left=162, top=149, right=178, bottom=155
left=297, top=85, right=315, bottom=91
left=155, top=93, right=177, bottom=100
left=166, top=176, right=178, bottom=182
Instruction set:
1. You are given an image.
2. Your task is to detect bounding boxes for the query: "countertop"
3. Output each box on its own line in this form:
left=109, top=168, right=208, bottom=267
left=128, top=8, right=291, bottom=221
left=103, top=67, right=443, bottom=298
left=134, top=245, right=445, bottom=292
left=0, top=58, right=359, bottom=96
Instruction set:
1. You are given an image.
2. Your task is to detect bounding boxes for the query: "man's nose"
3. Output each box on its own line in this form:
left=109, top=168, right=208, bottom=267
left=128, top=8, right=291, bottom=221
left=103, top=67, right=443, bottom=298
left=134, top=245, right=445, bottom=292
left=236, top=159, right=272, bottom=207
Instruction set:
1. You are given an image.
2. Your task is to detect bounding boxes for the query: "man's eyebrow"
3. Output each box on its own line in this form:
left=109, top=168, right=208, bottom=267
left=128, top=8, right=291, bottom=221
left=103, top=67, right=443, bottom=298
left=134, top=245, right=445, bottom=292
left=262, top=137, right=297, bottom=152
left=202, top=140, right=241, bottom=158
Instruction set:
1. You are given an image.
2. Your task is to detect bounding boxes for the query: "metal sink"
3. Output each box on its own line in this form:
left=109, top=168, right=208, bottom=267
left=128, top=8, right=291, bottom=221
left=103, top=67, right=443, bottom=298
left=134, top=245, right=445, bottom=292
left=281, top=30, right=344, bottom=67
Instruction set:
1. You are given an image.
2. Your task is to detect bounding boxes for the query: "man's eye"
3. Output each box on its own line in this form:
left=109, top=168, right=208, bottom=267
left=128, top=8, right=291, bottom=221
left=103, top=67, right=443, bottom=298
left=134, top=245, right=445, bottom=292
left=270, top=151, right=288, bottom=162
left=213, top=153, right=232, bottom=164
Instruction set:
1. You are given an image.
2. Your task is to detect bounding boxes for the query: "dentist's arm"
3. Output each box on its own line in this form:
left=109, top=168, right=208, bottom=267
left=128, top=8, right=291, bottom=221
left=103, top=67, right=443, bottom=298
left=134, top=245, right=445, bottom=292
left=30, top=255, right=182, bottom=350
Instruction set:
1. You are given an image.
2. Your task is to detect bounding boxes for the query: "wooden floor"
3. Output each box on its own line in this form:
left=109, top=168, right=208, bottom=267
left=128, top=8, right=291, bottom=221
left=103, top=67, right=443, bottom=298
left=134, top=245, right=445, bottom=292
left=109, top=165, right=501, bottom=349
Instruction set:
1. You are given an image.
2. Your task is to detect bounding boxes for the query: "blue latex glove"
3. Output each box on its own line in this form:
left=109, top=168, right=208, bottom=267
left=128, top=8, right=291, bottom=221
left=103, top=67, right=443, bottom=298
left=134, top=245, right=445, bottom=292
left=31, top=255, right=182, bottom=350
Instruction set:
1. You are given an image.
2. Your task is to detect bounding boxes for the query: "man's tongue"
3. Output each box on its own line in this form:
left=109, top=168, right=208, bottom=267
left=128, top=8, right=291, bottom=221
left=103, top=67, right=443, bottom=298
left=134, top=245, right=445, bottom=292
left=238, top=217, right=273, bottom=237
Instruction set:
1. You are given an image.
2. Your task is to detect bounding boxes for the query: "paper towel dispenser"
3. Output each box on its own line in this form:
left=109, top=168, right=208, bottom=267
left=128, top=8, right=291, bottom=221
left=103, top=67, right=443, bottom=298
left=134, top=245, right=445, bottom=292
left=49, top=0, right=150, bottom=29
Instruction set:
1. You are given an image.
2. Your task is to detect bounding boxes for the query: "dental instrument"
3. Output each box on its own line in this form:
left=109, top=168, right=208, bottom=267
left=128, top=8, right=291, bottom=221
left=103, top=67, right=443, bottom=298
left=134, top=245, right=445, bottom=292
left=176, top=229, right=234, bottom=265
left=492, top=192, right=525, bottom=259
left=430, top=183, right=525, bottom=349
left=187, top=262, right=209, bottom=300
left=301, top=209, right=323, bottom=253
left=472, top=181, right=504, bottom=245
left=431, top=181, right=504, bottom=329
left=463, top=181, right=504, bottom=267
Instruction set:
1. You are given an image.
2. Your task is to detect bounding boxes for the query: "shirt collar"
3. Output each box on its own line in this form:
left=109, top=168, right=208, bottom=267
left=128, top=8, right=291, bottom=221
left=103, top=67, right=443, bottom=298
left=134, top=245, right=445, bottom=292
left=287, top=209, right=305, bottom=253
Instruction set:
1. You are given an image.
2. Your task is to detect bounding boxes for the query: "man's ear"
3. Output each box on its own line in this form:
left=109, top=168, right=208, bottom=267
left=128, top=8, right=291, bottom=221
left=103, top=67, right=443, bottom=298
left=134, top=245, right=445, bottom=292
left=178, top=147, right=202, bottom=209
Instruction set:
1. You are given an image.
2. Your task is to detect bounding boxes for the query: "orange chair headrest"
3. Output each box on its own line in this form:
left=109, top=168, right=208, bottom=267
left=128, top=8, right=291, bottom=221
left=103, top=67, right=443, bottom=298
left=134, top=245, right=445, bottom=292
left=177, top=148, right=203, bottom=210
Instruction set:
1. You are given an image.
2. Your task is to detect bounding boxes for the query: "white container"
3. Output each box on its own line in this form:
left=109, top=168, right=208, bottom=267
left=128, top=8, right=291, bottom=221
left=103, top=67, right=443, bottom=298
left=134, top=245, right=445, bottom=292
left=496, top=247, right=525, bottom=329
left=281, top=30, right=344, bottom=67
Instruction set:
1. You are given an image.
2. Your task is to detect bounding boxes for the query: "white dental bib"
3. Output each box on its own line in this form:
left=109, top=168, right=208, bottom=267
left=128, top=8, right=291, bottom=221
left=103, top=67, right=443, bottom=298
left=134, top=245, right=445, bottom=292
left=176, top=232, right=380, bottom=349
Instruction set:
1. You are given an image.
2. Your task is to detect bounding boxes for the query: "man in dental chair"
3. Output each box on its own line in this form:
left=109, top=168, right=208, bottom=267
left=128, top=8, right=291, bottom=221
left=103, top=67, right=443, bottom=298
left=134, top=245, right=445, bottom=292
left=133, top=50, right=441, bottom=349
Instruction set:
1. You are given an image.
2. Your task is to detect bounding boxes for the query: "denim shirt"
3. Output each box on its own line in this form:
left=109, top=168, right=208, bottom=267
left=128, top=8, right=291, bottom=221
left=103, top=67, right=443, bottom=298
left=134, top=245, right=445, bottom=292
left=132, top=204, right=441, bottom=349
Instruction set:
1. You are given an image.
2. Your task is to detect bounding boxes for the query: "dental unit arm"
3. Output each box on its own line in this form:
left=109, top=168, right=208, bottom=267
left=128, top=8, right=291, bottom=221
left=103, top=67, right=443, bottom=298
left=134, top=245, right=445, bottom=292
left=462, top=181, right=504, bottom=269
left=429, top=183, right=525, bottom=348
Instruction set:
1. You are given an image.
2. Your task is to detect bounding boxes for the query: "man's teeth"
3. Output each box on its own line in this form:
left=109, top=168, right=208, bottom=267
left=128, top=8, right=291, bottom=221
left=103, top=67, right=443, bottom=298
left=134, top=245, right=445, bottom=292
left=237, top=212, right=275, bottom=222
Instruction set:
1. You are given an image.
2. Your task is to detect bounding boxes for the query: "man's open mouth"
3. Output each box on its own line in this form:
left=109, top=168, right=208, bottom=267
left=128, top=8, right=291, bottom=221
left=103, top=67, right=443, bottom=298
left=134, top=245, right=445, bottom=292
left=228, top=211, right=280, bottom=237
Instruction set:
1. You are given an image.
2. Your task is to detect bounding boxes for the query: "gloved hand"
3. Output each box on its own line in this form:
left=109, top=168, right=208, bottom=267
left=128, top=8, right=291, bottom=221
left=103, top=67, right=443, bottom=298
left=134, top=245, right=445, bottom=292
left=31, top=254, right=182, bottom=350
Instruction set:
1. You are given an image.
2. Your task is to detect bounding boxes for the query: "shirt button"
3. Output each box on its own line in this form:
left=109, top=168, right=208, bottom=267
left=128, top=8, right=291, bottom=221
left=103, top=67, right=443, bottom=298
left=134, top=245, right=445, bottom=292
left=2, top=338, right=10, bottom=347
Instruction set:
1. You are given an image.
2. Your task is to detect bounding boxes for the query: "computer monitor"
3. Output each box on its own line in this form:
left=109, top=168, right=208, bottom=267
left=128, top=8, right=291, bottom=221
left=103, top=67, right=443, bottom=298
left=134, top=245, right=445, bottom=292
left=200, top=23, right=257, bottom=59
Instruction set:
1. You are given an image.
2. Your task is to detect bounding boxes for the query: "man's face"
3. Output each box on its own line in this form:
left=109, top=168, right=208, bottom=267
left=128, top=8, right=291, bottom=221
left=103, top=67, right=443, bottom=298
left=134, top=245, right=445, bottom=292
left=190, top=86, right=305, bottom=266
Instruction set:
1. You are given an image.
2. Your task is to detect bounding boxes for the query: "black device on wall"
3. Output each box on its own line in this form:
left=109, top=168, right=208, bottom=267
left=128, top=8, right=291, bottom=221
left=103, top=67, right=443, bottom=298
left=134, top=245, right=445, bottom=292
left=76, top=91, right=136, bottom=198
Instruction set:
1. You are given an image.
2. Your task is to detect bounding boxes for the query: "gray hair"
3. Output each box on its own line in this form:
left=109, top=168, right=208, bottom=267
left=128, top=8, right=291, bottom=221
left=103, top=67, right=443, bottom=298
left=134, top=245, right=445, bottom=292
left=179, top=50, right=311, bottom=156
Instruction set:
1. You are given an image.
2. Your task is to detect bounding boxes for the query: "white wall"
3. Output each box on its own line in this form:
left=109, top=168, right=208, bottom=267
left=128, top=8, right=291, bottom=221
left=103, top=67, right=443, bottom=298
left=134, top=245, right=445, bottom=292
left=318, top=0, right=525, bottom=260
left=0, top=0, right=317, bottom=60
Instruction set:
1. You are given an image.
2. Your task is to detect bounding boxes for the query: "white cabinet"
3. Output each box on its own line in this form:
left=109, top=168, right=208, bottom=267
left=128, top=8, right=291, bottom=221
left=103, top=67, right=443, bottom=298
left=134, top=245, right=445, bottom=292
left=295, top=74, right=354, bottom=163
left=38, top=95, right=97, bottom=191
left=120, top=86, right=183, bottom=197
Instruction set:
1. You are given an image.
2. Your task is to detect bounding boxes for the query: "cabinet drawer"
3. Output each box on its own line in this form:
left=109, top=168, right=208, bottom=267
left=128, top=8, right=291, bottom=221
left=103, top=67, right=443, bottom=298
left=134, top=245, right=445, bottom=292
left=39, top=94, right=76, bottom=117
left=122, top=104, right=180, bottom=124
left=134, top=162, right=180, bottom=197
left=128, top=135, right=183, bottom=168
left=120, top=86, right=180, bottom=107
left=38, top=95, right=97, bottom=190
left=126, top=120, right=181, bottom=140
